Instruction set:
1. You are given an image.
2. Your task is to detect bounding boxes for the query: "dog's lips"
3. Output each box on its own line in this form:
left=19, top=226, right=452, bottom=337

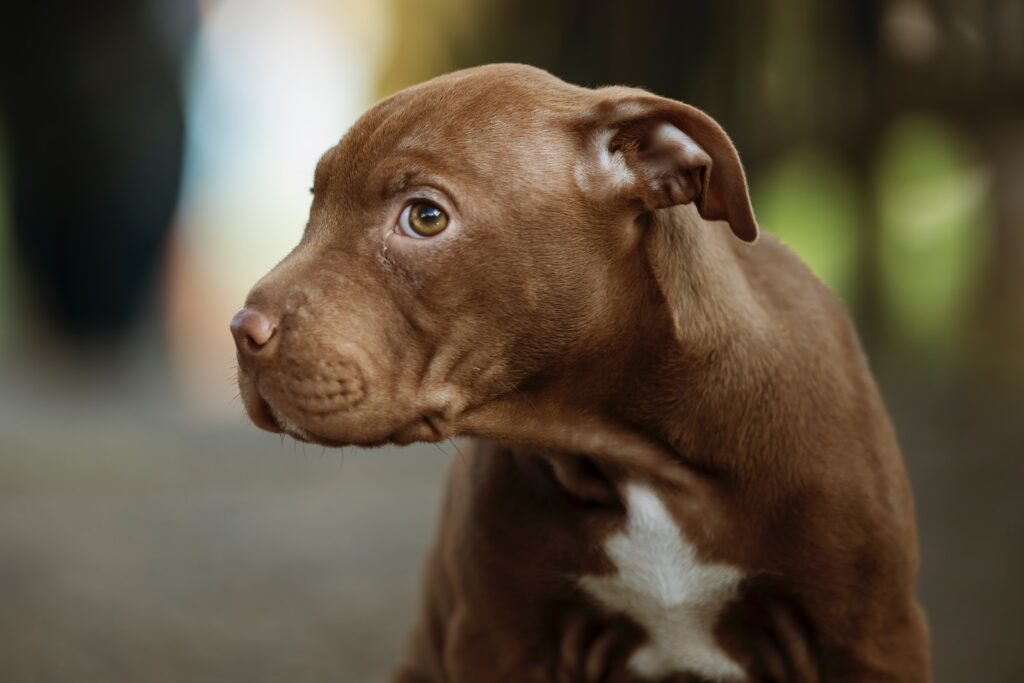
left=239, top=368, right=331, bottom=443
left=388, top=412, right=451, bottom=446
left=240, top=361, right=464, bottom=448
left=238, top=371, right=284, bottom=434
left=251, top=387, right=431, bottom=449
left=284, top=410, right=454, bottom=449
left=253, top=396, right=283, bottom=433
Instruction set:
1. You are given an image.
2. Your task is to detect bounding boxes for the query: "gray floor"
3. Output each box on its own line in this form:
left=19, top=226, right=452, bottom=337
left=0, top=371, right=452, bottom=682
left=0, top=364, right=1021, bottom=682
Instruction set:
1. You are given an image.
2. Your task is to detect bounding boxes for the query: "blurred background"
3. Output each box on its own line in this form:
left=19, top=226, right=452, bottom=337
left=0, top=0, right=1021, bottom=680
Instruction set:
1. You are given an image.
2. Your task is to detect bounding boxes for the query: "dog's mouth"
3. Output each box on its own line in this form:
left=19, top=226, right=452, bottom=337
left=238, top=376, right=285, bottom=434
left=267, top=404, right=453, bottom=449
left=387, top=412, right=452, bottom=445
left=239, top=366, right=458, bottom=449
left=243, top=381, right=358, bottom=446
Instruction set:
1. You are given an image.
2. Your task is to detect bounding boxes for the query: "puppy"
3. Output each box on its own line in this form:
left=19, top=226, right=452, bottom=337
left=231, top=64, right=930, bottom=682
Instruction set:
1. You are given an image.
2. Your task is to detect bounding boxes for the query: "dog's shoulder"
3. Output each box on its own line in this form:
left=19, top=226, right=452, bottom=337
left=728, top=231, right=861, bottom=360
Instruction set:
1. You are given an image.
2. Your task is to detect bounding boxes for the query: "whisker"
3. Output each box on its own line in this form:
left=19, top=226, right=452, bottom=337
left=448, top=437, right=467, bottom=465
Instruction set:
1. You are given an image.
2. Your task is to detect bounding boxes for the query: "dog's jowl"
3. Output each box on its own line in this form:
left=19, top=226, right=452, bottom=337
left=232, top=64, right=930, bottom=682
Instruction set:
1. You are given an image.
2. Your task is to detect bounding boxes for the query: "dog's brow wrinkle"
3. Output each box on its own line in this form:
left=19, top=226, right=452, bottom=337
left=381, top=172, right=413, bottom=199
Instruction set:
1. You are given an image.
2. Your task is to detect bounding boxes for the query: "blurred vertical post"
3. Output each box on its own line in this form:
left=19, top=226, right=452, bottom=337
left=0, top=0, right=197, bottom=348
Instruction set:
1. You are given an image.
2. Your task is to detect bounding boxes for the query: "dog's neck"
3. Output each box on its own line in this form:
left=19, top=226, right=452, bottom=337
left=458, top=205, right=773, bottom=481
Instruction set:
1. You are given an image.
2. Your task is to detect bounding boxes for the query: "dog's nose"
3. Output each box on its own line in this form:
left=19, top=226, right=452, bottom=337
left=231, top=307, right=277, bottom=359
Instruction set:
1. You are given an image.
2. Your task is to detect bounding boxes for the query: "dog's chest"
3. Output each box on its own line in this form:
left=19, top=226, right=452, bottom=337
left=579, top=482, right=745, bottom=681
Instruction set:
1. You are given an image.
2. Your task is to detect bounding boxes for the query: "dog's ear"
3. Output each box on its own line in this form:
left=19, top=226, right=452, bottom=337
left=579, top=93, right=758, bottom=243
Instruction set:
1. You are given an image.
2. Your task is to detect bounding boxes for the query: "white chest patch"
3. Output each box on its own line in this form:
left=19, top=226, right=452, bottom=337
left=580, top=482, right=745, bottom=681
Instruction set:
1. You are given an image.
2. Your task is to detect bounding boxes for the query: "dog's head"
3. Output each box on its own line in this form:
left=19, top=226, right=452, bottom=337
left=231, top=64, right=756, bottom=447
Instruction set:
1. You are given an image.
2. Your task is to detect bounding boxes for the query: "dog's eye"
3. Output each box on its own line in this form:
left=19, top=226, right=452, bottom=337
left=397, top=202, right=448, bottom=238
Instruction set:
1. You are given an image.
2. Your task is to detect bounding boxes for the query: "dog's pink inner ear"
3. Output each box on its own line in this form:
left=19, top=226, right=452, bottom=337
left=614, top=107, right=759, bottom=243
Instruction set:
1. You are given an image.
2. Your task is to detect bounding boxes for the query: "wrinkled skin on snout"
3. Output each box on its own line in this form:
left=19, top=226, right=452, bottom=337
left=232, top=66, right=671, bottom=449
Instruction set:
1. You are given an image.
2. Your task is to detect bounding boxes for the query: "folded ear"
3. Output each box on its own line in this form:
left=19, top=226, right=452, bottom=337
left=579, top=93, right=758, bottom=243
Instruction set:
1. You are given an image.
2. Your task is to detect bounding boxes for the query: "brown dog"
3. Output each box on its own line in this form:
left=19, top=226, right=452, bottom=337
left=231, top=64, right=930, bottom=682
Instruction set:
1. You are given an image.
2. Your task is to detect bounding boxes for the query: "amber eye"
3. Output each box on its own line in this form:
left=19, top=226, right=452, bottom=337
left=398, top=201, right=449, bottom=238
